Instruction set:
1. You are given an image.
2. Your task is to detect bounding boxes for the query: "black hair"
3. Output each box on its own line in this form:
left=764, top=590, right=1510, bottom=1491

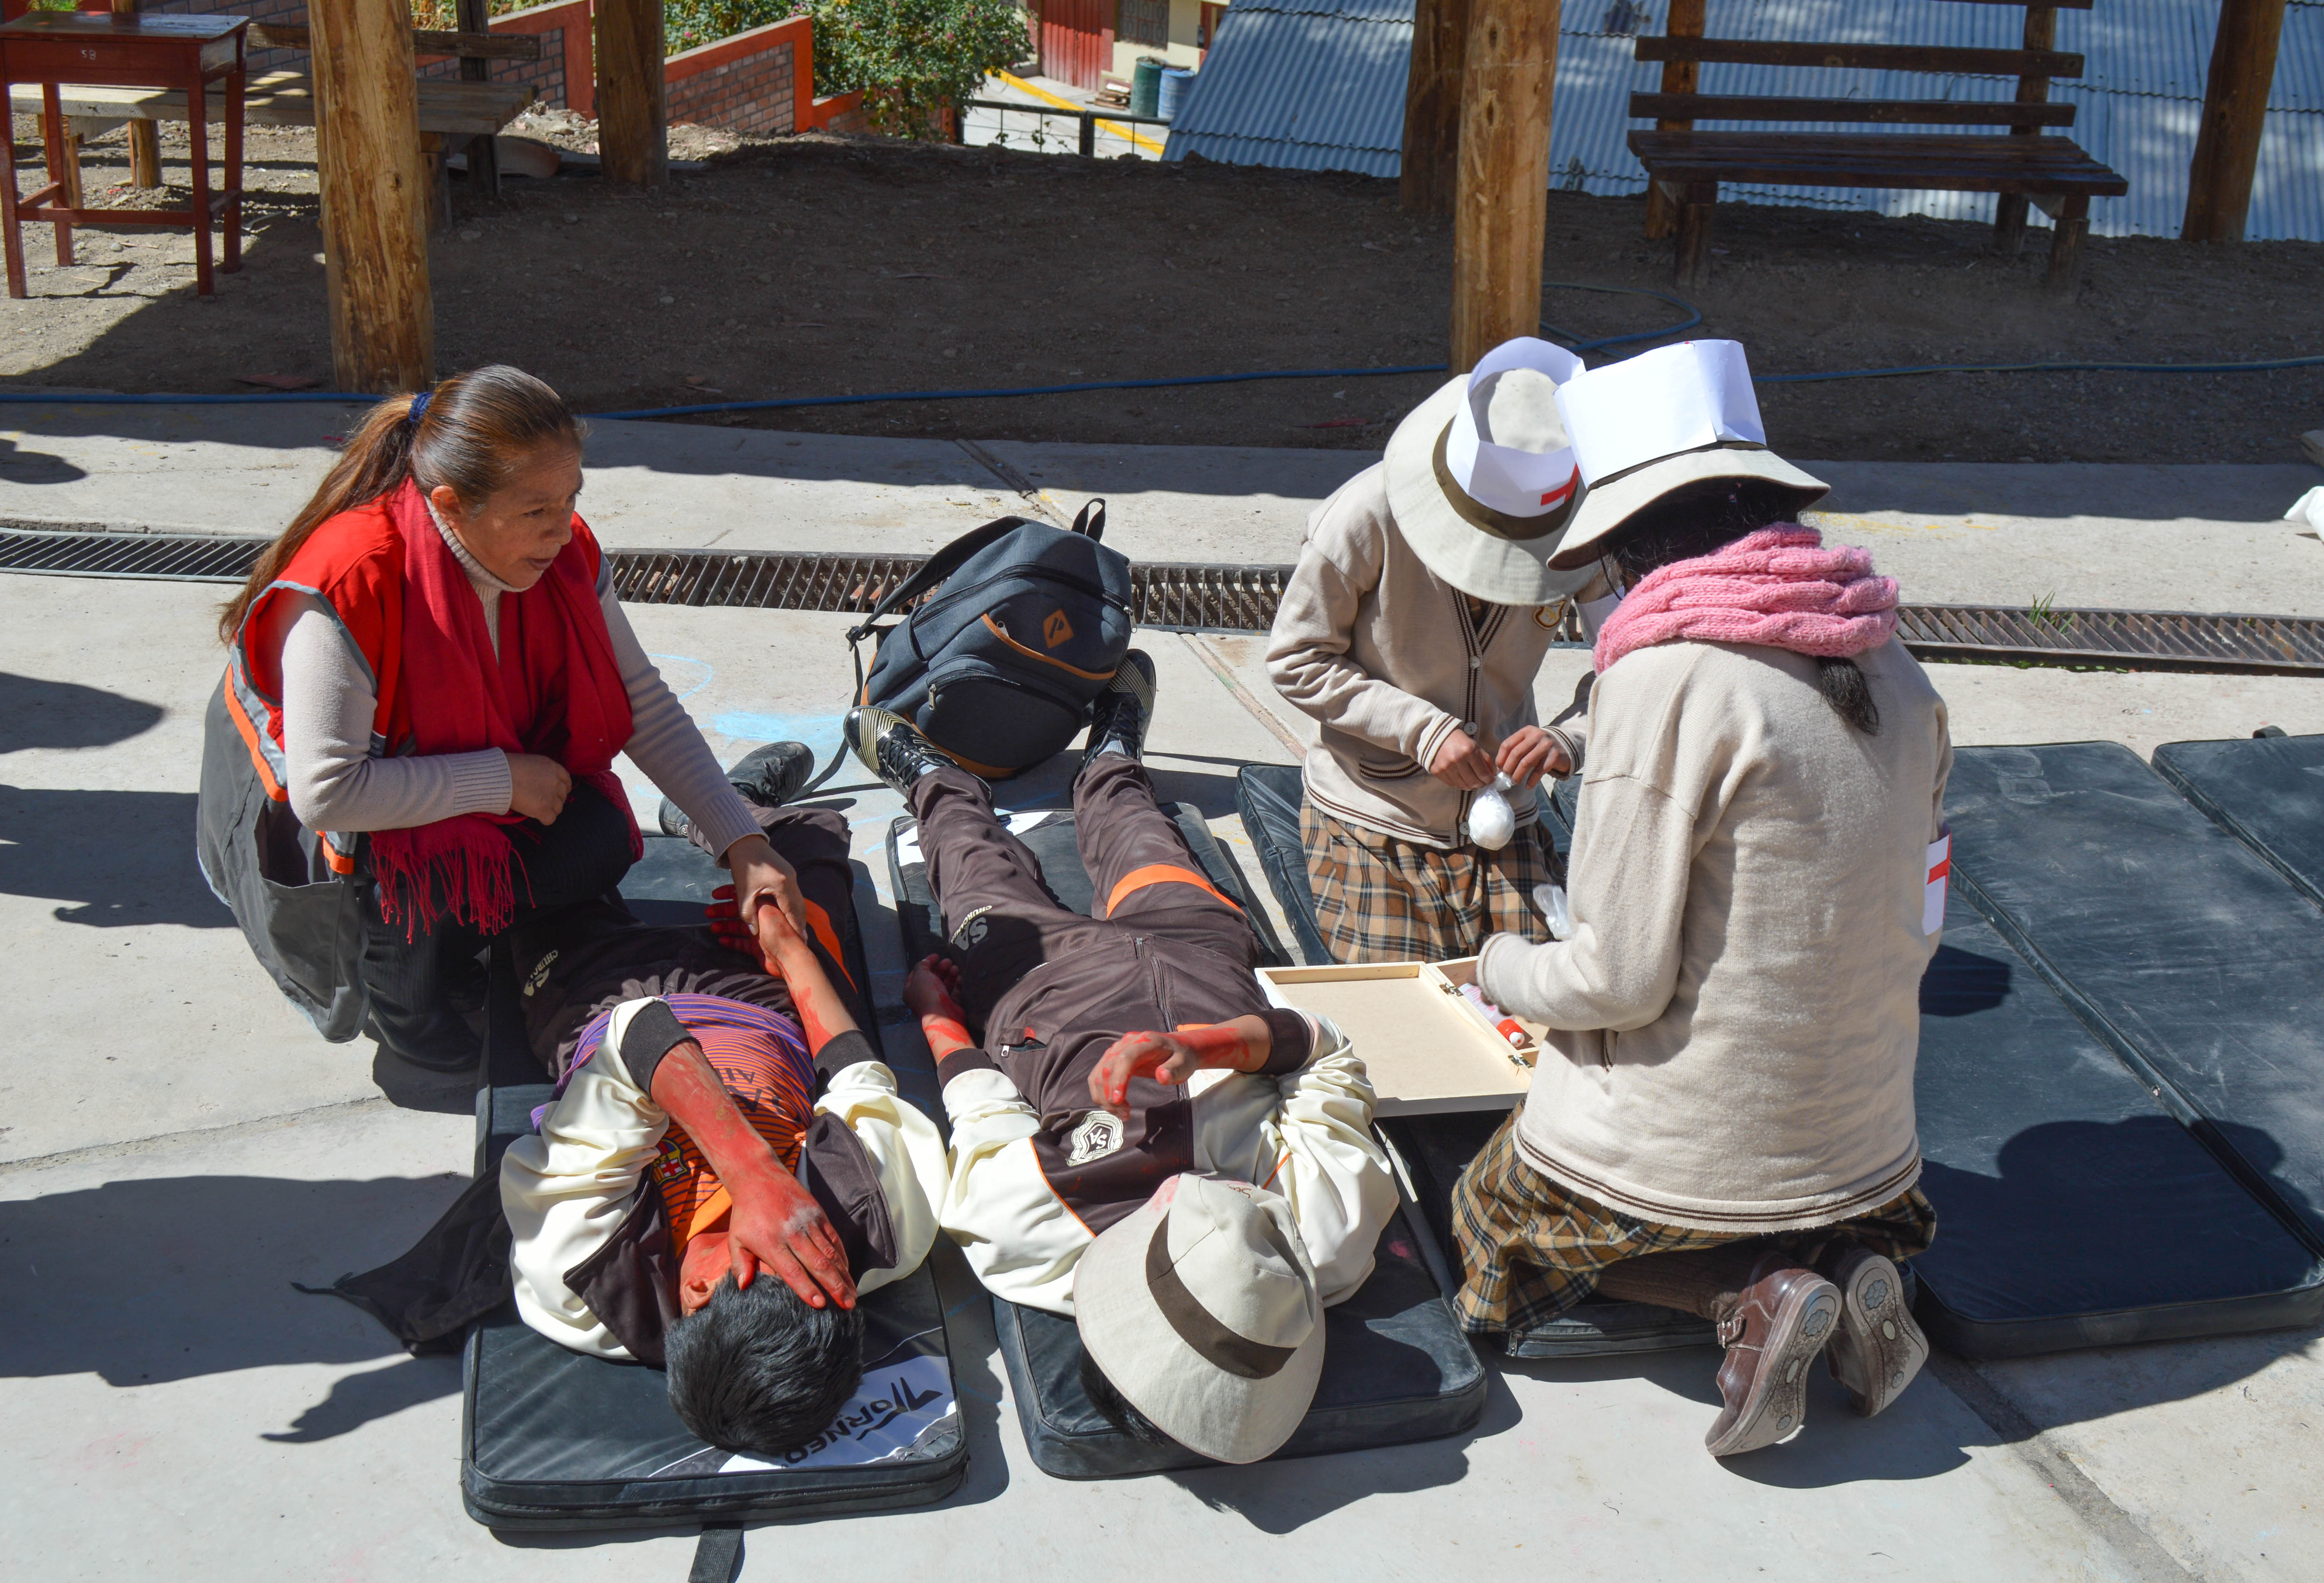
left=665, top=1274, right=865, bottom=1458
left=1077, top=1346, right=1188, bottom=1452
left=1600, top=476, right=1880, bottom=736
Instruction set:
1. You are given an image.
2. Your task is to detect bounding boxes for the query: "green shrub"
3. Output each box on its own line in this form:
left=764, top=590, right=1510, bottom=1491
left=805, top=0, right=1032, bottom=140
left=662, top=0, right=797, bottom=56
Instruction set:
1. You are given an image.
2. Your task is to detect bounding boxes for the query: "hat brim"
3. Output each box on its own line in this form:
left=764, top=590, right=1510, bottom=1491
left=1385, top=375, right=1602, bottom=606
left=1071, top=1193, right=1325, bottom=1466
left=1547, top=447, right=1830, bottom=570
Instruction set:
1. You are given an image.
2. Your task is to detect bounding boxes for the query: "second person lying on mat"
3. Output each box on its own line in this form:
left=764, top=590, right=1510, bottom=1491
left=845, top=655, right=1400, bottom=1466
left=1266, top=337, right=1603, bottom=963
left=501, top=792, right=946, bottom=1460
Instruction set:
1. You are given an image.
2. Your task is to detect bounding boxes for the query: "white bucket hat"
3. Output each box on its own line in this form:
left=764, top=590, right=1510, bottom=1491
left=1548, top=339, right=1829, bottom=570
left=1384, top=336, right=1601, bottom=605
left=1072, top=1174, right=1324, bottom=1465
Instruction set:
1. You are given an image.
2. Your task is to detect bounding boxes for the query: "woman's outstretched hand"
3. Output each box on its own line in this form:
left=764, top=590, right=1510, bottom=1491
left=507, top=753, right=572, bottom=823
left=724, top=834, right=805, bottom=938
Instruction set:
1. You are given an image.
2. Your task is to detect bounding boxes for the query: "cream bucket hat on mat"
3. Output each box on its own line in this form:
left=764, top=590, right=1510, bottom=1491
left=1072, top=1174, right=1324, bottom=1465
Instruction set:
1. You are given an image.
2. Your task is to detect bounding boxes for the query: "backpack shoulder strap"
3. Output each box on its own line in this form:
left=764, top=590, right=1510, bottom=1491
left=845, top=514, right=1037, bottom=642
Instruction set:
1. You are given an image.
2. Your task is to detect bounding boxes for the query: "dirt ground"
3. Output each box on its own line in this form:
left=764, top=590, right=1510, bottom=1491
left=6, top=112, right=2320, bottom=464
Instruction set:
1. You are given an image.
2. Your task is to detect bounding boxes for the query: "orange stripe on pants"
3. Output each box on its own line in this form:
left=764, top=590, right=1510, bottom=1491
left=803, top=899, right=856, bottom=992
left=1103, top=863, right=1242, bottom=919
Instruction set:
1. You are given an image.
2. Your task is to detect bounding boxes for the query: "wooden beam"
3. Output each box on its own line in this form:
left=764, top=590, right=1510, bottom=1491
left=2182, top=0, right=2287, bottom=243
left=308, top=0, right=434, bottom=391
left=455, top=0, right=499, bottom=199
left=109, top=0, right=164, bottom=189
left=1641, top=0, right=1702, bottom=240
left=1993, top=6, right=2055, bottom=255
left=1399, top=0, right=1469, bottom=215
left=595, top=0, right=667, bottom=187
left=1635, top=38, right=2084, bottom=80
left=1451, top=0, right=1558, bottom=372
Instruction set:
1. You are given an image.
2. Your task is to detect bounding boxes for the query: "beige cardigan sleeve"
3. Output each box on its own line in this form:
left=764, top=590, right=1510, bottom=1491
left=1266, top=494, right=1465, bottom=769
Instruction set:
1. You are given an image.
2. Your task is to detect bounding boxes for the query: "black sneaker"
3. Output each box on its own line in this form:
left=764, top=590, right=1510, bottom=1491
left=728, top=740, right=816, bottom=808
left=1081, top=649, right=1157, bottom=772
left=658, top=739, right=817, bottom=838
left=846, top=706, right=972, bottom=797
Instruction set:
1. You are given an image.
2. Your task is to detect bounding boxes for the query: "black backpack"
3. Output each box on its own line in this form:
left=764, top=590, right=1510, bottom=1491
left=838, top=500, right=1133, bottom=780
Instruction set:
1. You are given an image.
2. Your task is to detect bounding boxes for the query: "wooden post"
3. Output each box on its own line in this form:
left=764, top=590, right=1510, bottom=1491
left=1399, top=0, right=1469, bottom=215
left=457, top=0, right=500, bottom=197
left=109, top=0, right=163, bottom=189
left=595, top=0, right=667, bottom=187
left=1991, top=4, right=2054, bottom=256
left=1640, top=0, right=1701, bottom=240
left=2182, top=0, right=2287, bottom=242
left=1449, top=0, right=1558, bottom=372
left=308, top=0, right=434, bottom=391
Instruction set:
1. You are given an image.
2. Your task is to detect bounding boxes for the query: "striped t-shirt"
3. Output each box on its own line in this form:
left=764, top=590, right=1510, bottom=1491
left=569, top=993, right=817, bottom=1255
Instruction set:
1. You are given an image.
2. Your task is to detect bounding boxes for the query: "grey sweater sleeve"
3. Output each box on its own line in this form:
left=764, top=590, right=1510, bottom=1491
left=278, top=587, right=760, bottom=856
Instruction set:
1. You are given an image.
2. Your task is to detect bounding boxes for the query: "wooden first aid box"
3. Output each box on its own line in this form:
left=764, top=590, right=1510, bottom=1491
left=1257, top=957, right=1545, bottom=1117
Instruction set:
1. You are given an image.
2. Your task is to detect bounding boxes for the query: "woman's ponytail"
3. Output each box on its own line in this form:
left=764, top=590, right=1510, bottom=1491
left=216, top=391, right=425, bottom=642
left=216, top=365, right=580, bottom=644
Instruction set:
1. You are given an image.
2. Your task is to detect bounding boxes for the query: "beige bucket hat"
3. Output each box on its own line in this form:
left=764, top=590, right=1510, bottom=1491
left=1384, top=336, right=1603, bottom=605
left=1072, top=1174, right=1324, bottom=1465
left=1547, top=339, right=1829, bottom=571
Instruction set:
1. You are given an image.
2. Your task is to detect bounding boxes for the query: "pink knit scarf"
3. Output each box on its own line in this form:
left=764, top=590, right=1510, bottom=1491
left=1592, top=524, right=1899, bottom=672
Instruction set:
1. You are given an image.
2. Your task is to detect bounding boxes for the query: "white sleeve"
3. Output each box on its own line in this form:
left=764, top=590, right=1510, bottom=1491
left=1239, top=1015, right=1399, bottom=1307
left=600, top=588, right=762, bottom=859
left=936, top=1066, right=1095, bottom=1316
left=498, top=999, right=670, bottom=1360
left=814, top=1059, right=950, bottom=1296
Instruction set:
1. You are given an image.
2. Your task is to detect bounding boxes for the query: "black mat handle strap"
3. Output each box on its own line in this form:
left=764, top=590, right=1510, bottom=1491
left=689, top=1525, right=743, bottom=1583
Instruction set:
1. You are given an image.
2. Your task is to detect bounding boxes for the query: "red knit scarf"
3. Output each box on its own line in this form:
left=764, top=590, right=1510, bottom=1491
left=369, top=479, right=639, bottom=937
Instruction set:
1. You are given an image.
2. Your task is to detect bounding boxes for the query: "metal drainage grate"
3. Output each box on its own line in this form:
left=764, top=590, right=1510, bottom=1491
left=5, top=527, right=2321, bottom=672
left=1897, top=604, right=2324, bottom=677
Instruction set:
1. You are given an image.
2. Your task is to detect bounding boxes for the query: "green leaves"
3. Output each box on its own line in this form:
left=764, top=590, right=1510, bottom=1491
left=800, top=0, right=1033, bottom=140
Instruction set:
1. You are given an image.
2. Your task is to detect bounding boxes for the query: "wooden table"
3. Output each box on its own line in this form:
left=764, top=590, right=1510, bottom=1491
left=0, top=11, right=244, bottom=298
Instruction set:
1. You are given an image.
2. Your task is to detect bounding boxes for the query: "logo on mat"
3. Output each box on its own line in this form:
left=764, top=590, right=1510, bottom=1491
left=1042, top=609, right=1075, bottom=649
left=1066, top=1110, right=1125, bottom=1166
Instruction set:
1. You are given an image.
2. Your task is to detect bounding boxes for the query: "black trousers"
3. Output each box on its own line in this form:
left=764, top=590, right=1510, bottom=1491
left=358, top=780, right=638, bottom=1066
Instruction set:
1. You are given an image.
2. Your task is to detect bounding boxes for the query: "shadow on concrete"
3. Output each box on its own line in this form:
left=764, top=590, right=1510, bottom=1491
left=0, top=785, right=233, bottom=927
left=0, top=1171, right=470, bottom=1439
left=1163, top=1362, right=1522, bottom=1532
left=0, top=437, right=87, bottom=485
left=0, top=671, right=163, bottom=753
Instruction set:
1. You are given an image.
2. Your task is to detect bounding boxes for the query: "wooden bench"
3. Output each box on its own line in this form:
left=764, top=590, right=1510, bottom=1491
left=1628, top=0, right=2129, bottom=293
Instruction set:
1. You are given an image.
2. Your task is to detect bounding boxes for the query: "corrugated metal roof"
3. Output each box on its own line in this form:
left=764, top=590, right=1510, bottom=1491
left=1166, top=2, right=1414, bottom=173
left=1168, top=0, right=2324, bottom=241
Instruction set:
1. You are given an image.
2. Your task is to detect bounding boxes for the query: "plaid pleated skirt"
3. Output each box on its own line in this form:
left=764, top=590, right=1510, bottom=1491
left=1450, top=1111, right=1939, bottom=1335
left=1301, top=802, right=1558, bottom=964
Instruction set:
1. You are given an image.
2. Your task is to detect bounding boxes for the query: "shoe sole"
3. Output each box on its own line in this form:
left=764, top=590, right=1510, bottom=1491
left=1830, top=1255, right=1928, bottom=1417
left=1705, top=1276, right=1840, bottom=1458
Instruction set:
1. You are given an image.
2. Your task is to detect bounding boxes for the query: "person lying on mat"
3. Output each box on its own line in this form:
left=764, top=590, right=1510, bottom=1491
left=1265, top=336, right=1603, bottom=963
left=500, top=794, right=945, bottom=1460
left=1446, top=340, right=1950, bottom=1460
left=843, top=653, right=1400, bottom=1464
left=209, top=364, right=811, bottom=1073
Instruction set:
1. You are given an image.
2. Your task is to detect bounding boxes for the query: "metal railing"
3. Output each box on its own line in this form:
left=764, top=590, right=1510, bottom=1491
left=960, top=97, right=1173, bottom=158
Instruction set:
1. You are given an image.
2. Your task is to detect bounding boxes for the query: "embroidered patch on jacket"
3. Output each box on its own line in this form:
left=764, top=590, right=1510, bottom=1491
left=653, top=1136, right=692, bottom=1185
left=1066, top=1109, right=1125, bottom=1166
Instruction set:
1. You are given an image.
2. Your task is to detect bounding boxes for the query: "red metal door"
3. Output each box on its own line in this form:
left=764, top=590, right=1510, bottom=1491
left=1037, top=0, right=1110, bottom=91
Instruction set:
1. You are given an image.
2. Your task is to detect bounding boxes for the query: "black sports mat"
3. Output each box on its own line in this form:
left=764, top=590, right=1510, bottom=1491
left=460, top=836, right=964, bottom=1531
left=1946, top=742, right=2324, bottom=1261
left=2152, top=732, right=2324, bottom=911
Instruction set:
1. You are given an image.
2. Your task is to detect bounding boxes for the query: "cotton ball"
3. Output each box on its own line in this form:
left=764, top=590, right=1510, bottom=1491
left=1468, top=773, right=1518, bottom=851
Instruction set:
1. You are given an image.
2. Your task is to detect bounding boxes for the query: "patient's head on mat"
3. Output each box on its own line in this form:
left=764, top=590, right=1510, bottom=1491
left=665, top=1272, right=865, bottom=1458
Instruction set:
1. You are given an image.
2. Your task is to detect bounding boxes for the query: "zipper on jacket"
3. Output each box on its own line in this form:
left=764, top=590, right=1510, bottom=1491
left=1136, top=936, right=1171, bottom=1027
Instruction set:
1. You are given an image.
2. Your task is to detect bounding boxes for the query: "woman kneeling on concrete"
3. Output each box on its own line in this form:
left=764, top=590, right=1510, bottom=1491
left=205, top=366, right=808, bottom=1070
left=1451, top=341, right=1952, bottom=1458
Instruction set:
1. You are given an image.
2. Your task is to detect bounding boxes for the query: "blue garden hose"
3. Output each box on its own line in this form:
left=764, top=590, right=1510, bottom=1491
left=0, top=280, right=2314, bottom=418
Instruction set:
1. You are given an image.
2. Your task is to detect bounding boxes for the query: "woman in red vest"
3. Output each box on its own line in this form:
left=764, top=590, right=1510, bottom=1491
left=213, top=366, right=804, bottom=1069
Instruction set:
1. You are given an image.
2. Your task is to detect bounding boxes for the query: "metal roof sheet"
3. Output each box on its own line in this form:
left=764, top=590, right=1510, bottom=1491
left=1168, top=0, right=2324, bottom=241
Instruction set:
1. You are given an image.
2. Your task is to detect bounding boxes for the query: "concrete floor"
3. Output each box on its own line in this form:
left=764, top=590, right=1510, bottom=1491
left=2, top=413, right=2321, bottom=1577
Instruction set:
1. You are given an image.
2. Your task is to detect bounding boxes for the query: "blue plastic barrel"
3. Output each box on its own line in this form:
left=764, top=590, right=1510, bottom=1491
left=1158, top=65, right=1195, bottom=122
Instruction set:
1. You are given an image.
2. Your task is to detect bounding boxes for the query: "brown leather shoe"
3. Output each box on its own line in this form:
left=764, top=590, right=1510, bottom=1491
left=1704, top=1253, right=1841, bottom=1457
left=1821, top=1246, right=1928, bottom=1417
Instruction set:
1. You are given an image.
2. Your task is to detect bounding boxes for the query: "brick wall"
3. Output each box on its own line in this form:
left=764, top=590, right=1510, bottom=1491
left=666, top=32, right=793, bottom=135
left=417, top=31, right=566, bottom=109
